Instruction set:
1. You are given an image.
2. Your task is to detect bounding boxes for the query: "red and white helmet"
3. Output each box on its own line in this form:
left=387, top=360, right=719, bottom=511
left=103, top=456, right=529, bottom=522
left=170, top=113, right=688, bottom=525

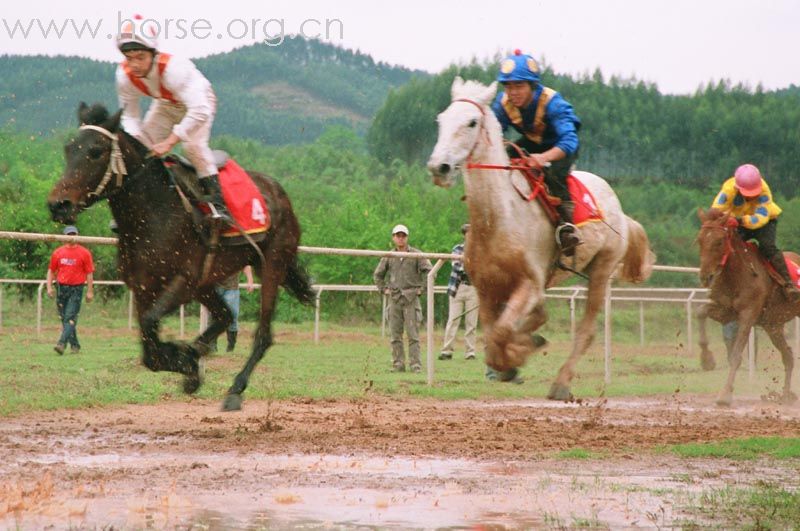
left=117, top=14, right=158, bottom=52
left=733, top=163, right=763, bottom=197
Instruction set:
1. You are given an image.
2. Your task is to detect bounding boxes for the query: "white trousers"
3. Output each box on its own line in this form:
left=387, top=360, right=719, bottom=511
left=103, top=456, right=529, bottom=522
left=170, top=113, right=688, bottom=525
left=440, top=283, right=479, bottom=357
left=138, top=100, right=217, bottom=177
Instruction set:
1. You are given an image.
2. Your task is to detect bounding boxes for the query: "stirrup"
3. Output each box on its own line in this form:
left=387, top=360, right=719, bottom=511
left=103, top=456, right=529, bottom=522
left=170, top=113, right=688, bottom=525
left=555, top=223, right=580, bottom=247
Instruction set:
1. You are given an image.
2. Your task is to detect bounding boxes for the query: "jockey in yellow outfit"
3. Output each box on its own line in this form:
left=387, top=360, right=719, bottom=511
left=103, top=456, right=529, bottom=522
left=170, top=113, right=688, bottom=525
left=711, top=163, right=800, bottom=302
left=114, top=15, right=230, bottom=220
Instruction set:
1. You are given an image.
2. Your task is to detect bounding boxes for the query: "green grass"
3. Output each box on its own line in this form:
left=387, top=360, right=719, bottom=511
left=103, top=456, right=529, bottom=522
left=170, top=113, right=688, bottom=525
left=677, top=482, right=800, bottom=529
left=1, top=293, right=798, bottom=416
left=665, top=437, right=800, bottom=460
left=555, top=448, right=598, bottom=459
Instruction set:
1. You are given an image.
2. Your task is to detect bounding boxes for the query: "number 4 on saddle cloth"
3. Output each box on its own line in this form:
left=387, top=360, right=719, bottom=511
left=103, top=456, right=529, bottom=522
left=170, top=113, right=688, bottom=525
left=165, top=151, right=271, bottom=246
left=509, top=159, right=603, bottom=226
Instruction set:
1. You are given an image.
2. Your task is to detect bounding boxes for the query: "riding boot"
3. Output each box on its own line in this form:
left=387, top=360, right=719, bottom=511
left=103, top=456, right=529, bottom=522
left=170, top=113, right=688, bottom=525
left=226, top=330, right=237, bottom=352
left=200, top=175, right=232, bottom=221
left=769, top=253, right=800, bottom=303
left=555, top=202, right=581, bottom=257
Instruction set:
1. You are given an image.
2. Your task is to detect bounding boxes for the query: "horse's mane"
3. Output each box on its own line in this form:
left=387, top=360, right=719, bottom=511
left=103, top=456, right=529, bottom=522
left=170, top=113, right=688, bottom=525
left=452, top=79, right=493, bottom=102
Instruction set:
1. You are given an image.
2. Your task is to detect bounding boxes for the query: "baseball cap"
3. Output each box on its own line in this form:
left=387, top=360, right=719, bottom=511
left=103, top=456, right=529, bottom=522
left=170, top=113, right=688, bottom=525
left=63, top=226, right=79, bottom=235
left=392, top=224, right=409, bottom=236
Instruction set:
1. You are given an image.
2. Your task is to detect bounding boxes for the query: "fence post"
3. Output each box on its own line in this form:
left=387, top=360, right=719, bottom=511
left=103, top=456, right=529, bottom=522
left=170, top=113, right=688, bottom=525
left=748, top=328, right=756, bottom=382
left=0, top=284, right=4, bottom=332
left=128, top=289, right=134, bottom=330
left=604, top=281, right=612, bottom=385
left=639, top=301, right=645, bottom=346
left=686, top=293, right=692, bottom=358
left=314, top=288, right=322, bottom=345
left=426, top=259, right=445, bottom=386
left=180, top=305, right=185, bottom=339
left=381, top=293, right=387, bottom=338
left=37, top=282, right=45, bottom=339
left=570, top=289, right=578, bottom=341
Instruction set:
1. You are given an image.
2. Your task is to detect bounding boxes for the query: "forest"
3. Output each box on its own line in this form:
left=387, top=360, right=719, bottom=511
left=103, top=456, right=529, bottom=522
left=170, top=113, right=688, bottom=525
left=3, top=40, right=800, bottom=321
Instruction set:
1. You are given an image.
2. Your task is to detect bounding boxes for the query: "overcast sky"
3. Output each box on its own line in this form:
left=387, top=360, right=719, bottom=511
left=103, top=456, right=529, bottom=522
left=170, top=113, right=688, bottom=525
left=1, top=0, right=796, bottom=94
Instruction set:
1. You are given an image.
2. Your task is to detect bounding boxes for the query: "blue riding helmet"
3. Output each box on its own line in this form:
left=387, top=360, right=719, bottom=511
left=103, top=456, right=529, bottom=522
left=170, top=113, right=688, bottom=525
left=497, top=49, right=540, bottom=84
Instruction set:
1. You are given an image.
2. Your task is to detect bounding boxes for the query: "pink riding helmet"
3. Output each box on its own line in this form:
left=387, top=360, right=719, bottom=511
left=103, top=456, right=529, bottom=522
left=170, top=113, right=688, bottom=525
left=734, top=163, right=763, bottom=197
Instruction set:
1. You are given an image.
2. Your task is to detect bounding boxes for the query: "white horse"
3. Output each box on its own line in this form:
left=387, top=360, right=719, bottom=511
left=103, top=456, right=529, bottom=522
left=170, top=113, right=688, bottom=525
left=427, top=77, right=655, bottom=400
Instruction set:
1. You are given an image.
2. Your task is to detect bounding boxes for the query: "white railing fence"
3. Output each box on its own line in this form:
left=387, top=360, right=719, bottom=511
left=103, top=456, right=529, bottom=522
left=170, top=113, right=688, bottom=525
left=2, top=231, right=798, bottom=386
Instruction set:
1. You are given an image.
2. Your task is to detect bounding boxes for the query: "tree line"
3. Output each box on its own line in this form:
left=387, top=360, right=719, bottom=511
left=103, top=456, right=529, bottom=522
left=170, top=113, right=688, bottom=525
left=368, top=62, right=800, bottom=198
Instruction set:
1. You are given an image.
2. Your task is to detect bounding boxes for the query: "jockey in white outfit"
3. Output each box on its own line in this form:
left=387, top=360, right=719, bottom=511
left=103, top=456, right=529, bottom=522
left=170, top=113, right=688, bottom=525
left=114, top=15, right=230, bottom=219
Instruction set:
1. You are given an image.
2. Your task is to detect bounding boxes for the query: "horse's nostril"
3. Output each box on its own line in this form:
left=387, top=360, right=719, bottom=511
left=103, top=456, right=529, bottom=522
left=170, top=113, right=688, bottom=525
left=438, top=163, right=451, bottom=175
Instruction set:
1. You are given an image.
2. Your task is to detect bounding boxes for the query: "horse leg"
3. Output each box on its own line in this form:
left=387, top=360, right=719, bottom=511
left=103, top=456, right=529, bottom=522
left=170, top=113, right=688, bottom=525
left=193, top=287, right=233, bottom=355
left=484, top=278, right=541, bottom=371
left=762, top=324, right=797, bottom=404
left=138, top=276, right=202, bottom=394
left=222, top=265, right=280, bottom=411
left=716, top=311, right=758, bottom=406
left=697, top=303, right=717, bottom=371
left=548, top=263, right=612, bottom=401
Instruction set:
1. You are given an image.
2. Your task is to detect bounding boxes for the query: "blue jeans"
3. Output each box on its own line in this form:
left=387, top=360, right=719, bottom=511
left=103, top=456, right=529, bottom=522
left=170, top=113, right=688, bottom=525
left=216, top=287, right=240, bottom=332
left=56, top=284, right=84, bottom=348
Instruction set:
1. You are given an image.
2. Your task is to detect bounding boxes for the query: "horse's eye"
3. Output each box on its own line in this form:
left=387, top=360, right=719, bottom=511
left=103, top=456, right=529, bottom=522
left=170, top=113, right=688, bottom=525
left=468, top=119, right=478, bottom=128
left=88, top=148, right=104, bottom=160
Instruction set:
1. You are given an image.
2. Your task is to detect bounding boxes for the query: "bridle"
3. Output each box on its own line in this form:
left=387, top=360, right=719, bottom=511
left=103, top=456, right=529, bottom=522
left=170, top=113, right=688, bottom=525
left=453, top=98, right=545, bottom=175
left=78, top=124, right=129, bottom=198
left=700, top=221, right=736, bottom=268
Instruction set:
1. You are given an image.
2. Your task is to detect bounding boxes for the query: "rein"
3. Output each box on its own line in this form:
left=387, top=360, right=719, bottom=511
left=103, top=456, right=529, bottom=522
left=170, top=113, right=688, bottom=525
left=78, top=124, right=128, bottom=198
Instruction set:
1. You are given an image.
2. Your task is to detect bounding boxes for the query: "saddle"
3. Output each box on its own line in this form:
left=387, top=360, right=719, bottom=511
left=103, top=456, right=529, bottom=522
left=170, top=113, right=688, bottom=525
left=164, top=151, right=269, bottom=248
left=509, top=157, right=603, bottom=227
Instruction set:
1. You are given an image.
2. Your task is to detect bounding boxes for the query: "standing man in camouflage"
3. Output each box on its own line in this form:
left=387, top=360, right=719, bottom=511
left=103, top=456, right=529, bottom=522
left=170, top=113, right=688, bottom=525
left=373, top=224, right=432, bottom=373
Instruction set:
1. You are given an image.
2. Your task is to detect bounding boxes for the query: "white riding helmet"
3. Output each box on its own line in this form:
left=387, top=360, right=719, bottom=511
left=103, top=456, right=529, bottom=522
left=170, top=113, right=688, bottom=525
left=117, top=15, right=158, bottom=52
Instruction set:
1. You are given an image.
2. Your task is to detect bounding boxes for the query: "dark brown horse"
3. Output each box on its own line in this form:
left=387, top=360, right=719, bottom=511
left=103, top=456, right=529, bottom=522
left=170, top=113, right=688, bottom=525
left=696, top=208, right=798, bottom=406
left=48, top=103, right=315, bottom=411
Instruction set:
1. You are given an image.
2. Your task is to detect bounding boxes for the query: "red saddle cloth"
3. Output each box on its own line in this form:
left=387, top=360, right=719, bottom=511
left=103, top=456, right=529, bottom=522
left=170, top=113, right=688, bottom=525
left=566, top=174, right=603, bottom=226
left=215, top=159, right=270, bottom=238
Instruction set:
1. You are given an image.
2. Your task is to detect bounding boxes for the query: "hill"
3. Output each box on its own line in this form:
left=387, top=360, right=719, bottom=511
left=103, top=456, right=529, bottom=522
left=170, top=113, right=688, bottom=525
left=0, top=37, right=424, bottom=144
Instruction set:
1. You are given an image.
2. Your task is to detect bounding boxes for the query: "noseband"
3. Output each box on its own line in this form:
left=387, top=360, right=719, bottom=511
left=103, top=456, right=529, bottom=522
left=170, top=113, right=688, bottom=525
left=78, top=124, right=128, bottom=198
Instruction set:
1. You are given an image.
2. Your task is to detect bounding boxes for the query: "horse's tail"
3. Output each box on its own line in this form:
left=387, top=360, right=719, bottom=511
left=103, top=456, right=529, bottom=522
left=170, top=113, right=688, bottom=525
left=283, top=257, right=317, bottom=305
left=619, top=216, right=656, bottom=283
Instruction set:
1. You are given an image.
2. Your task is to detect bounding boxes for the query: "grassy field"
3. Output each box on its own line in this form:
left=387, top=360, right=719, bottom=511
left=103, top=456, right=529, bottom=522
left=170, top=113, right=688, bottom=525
left=1, top=291, right=798, bottom=416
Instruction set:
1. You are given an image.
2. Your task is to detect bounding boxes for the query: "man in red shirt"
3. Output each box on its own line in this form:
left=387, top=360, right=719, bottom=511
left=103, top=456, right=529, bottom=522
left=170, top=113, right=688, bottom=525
left=46, top=226, right=95, bottom=354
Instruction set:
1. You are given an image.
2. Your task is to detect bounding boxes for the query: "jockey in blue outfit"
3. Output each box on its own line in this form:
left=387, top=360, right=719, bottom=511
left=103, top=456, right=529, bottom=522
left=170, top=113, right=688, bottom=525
left=491, top=49, right=582, bottom=255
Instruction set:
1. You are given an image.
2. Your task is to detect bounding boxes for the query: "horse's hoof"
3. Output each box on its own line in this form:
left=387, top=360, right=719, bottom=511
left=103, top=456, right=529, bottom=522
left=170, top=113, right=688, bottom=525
left=531, top=334, right=548, bottom=349
left=182, top=358, right=204, bottom=395
left=715, top=393, right=732, bottom=407
left=497, top=368, right=523, bottom=384
left=700, top=350, right=716, bottom=371
left=547, top=382, right=573, bottom=401
left=222, top=393, right=243, bottom=411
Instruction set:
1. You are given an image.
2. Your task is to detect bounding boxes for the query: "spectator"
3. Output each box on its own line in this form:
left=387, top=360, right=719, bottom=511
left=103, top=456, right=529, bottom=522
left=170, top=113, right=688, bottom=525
left=439, top=223, right=479, bottom=361
left=373, top=224, right=432, bottom=372
left=46, top=226, right=94, bottom=355
left=215, top=266, right=254, bottom=352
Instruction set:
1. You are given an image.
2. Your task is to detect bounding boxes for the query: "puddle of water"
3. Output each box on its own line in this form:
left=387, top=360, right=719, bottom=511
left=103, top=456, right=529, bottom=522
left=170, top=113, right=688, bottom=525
left=2, top=452, right=712, bottom=529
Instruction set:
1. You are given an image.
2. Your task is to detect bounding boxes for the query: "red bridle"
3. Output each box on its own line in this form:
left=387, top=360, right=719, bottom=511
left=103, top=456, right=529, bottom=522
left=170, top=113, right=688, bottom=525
left=700, top=221, right=735, bottom=267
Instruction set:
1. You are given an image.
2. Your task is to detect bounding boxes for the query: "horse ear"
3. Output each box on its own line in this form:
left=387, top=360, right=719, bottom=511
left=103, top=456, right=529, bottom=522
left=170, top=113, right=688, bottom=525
left=105, top=110, right=123, bottom=132
left=77, top=102, right=89, bottom=125
left=697, top=207, right=705, bottom=221
left=451, top=76, right=465, bottom=98
left=479, top=81, right=498, bottom=105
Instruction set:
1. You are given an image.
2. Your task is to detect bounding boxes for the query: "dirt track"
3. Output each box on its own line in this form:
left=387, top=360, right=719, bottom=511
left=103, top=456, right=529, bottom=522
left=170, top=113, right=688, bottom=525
left=2, top=395, right=800, bottom=529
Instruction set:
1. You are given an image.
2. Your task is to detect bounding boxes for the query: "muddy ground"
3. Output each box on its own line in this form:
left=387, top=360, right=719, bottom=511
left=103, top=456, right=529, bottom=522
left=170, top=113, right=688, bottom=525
left=2, top=394, right=800, bottom=529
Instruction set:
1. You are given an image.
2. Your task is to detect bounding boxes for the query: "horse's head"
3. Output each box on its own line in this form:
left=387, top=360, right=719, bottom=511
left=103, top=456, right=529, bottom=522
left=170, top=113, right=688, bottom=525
left=696, top=207, right=736, bottom=287
left=427, top=76, right=498, bottom=188
left=48, top=102, right=124, bottom=224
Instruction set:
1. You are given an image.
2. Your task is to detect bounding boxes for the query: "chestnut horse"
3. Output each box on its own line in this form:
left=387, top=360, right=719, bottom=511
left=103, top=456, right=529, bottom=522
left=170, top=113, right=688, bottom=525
left=427, top=78, right=655, bottom=400
left=696, top=207, right=798, bottom=405
left=48, top=103, right=315, bottom=411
